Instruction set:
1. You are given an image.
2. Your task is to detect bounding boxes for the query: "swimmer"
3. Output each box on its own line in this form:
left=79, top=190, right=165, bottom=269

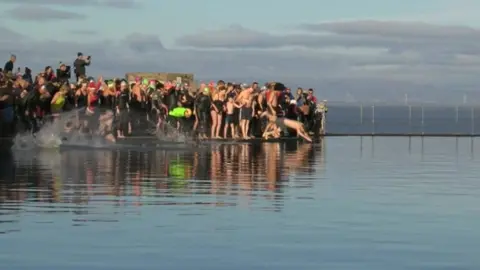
left=262, top=122, right=281, bottom=140
left=260, top=111, right=312, bottom=143
left=64, top=121, right=74, bottom=133
left=98, top=110, right=116, bottom=143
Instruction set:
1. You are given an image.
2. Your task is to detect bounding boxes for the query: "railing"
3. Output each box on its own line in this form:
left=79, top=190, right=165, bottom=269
left=325, top=104, right=480, bottom=135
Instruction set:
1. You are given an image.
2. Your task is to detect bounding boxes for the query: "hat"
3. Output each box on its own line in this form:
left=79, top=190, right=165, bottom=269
left=77, top=52, right=83, bottom=57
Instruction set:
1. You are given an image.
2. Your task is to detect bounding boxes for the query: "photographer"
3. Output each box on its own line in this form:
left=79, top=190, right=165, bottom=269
left=73, top=52, right=90, bottom=82
left=3, top=54, right=16, bottom=73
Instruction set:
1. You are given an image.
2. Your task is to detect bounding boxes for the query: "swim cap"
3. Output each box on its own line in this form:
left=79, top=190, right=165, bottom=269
left=203, top=87, right=210, bottom=93
left=142, top=79, right=148, bottom=85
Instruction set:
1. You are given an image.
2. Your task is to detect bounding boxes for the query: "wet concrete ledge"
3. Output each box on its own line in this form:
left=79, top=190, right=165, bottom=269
left=324, top=133, right=480, bottom=137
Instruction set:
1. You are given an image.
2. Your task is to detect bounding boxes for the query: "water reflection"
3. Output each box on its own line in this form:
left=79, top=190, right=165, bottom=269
left=3, top=138, right=480, bottom=269
left=0, top=141, right=324, bottom=232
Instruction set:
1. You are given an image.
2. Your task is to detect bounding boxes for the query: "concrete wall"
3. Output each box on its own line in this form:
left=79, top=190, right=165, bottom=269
left=125, top=72, right=195, bottom=86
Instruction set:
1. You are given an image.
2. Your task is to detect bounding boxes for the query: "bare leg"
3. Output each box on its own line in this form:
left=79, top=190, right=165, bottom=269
left=216, top=114, right=223, bottom=138
left=297, top=128, right=312, bottom=142
left=193, top=114, right=198, bottom=131
left=240, top=119, right=246, bottom=138
left=231, top=124, right=239, bottom=139
left=210, top=110, right=217, bottom=138
left=223, top=122, right=228, bottom=138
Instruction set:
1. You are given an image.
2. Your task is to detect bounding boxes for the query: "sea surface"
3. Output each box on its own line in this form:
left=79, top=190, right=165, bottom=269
left=1, top=138, right=480, bottom=269
left=327, top=103, right=480, bottom=134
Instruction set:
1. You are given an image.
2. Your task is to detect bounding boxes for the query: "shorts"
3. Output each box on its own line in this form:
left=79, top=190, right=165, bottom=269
left=241, top=107, right=252, bottom=121
left=225, top=114, right=234, bottom=124
left=233, top=108, right=240, bottom=125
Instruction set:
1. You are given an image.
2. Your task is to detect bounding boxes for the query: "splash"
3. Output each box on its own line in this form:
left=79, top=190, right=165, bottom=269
left=12, top=109, right=109, bottom=150
left=153, top=122, right=192, bottom=144
left=13, top=108, right=197, bottom=151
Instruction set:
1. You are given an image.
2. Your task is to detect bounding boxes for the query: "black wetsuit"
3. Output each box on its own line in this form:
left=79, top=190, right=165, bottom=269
left=150, top=90, right=165, bottom=123
left=76, top=92, right=87, bottom=108
left=115, top=89, right=130, bottom=135
left=195, top=93, right=211, bottom=135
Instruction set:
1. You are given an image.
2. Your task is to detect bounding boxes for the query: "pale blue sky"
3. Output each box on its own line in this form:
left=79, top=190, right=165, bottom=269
left=3, top=0, right=480, bottom=102
left=1, top=0, right=477, bottom=47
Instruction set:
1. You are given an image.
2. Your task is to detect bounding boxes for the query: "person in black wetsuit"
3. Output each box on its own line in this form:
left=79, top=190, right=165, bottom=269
left=0, top=81, right=15, bottom=138
left=149, top=83, right=168, bottom=133
left=163, top=82, right=180, bottom=127
left=74, top=81, right=88, bottom=108
left=100, top=80, right=116, bottom=111
left=115, top=81, right=130, bottom=138
left=179, top=89, right=195, bottom=133
left=195, top=87, right=211, bottom=139
left=129, top=80, right=149, bottom=134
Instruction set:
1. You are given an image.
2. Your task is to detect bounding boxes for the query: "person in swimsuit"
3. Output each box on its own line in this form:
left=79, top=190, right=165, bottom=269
left=223, top=96, right=241, bottom=139
left=50, top=85, right=67, bottom=117
left=97, top=110, right=116, bottom=143
left=260, top=111, right=312, bottom=142
left=237, top=87, right=254, bottom=139
left=210, top=86, right=225, bottom=138
left=75, top=81, right=88, bottom=108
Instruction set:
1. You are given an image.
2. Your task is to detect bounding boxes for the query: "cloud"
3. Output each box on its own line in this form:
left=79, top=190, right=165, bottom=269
left=3, top=22, right=480, bottom=103
left=0, top=0, right=139, bottom=8
left=124, top=33, right=165, bottom=53
left=0, top=26, right=27, bottom=40
left=70, top=29, right=98, bottom=35
left=101, top=0, right=138, bottom=8
left=298, top=20, right=480, bottom=40
left=6, top=6, right=86, bottom=21
left=175, top=21, right=480, bottom=56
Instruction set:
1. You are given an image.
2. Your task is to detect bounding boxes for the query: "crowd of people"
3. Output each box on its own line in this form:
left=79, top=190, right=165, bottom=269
left=0, top=53, right=327, bottom=144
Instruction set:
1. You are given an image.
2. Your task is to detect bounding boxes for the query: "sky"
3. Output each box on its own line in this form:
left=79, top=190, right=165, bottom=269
left=2, top=0, right=480, bottom=102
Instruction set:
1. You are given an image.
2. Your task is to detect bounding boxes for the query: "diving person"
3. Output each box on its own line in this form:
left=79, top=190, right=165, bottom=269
left=260, top=111, right=312, bottom=142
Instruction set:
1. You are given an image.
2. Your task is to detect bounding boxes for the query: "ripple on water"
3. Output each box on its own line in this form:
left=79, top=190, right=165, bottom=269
left=1, top=138, right=480, bottom=269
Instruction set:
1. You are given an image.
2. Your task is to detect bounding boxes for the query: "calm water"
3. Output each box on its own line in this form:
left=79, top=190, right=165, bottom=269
left=328, top=104, right=480, bottom=134
left=1, top=138, right=480, bottom=269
